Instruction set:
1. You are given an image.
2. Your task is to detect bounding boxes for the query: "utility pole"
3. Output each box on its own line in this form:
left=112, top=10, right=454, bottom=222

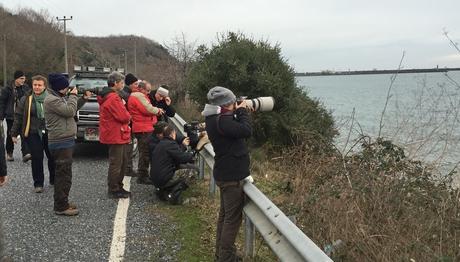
left=133, top=38, right=137, bottom=75
left=130, top=37, right=137, bottom=75
left=56, top=16, right=73, bottom=73
left=2, top=35, right=6, bottom=87
left=124, top=50, right=128, bottom=72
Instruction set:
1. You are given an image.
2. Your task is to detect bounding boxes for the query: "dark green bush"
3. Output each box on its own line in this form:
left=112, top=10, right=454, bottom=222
left=186, top=32, right=336, bottom=146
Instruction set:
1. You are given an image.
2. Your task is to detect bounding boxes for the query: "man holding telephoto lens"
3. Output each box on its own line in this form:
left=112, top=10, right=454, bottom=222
left=202, top=86, right=253, bottom=262
left=45, top=73, right=91, bottom=216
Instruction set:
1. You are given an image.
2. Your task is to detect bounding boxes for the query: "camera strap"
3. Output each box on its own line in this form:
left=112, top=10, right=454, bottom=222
left=215, top=112, right=233, bottom=136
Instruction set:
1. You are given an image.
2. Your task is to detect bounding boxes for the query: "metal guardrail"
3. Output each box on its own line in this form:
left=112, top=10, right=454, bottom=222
left=170, top=114, right=332, bottom=262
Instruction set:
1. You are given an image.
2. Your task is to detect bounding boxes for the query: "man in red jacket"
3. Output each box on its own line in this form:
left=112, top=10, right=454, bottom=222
left=98, top=71, right=132, bottom=198
left=128, top=80, right=163, bottom=184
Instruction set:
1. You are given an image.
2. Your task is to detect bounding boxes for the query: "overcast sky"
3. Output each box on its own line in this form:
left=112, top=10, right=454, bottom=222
left=1, top=0, right=459, bottom=72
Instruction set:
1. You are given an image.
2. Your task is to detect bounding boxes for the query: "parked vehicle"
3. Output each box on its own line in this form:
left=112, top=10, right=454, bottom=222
left=70, top=65, right=138, bottom=155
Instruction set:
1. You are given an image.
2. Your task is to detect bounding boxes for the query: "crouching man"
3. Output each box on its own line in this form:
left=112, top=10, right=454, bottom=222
left=150, top=123, right=197, bottom=204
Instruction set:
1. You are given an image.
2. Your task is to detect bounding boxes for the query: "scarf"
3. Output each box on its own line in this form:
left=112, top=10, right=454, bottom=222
left=33, top=91, right=47, bottom=119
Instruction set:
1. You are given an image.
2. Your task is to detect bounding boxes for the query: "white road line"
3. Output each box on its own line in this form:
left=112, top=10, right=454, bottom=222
left=108, top=176, right=131, bottom=262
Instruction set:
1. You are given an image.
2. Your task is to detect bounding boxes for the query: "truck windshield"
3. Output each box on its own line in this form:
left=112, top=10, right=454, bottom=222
left=69, top=78, right=107, bottom=89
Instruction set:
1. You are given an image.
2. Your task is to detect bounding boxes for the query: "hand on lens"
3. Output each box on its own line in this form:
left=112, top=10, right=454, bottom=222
left=235, top=100, right=248, bottom=110
left=83, top=90, right=92, bottom=99
left=70, top=87, right=78, bottom=95
left=182, top=137, right=190, bottom=146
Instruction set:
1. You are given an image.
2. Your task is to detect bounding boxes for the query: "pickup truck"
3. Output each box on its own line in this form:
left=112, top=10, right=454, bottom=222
left=70, top=66, right=138, bottom=155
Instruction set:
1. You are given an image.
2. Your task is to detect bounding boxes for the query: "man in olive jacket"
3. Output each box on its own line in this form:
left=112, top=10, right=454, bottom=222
left=44, top=73, right=89, bottom=216
left=202, top=86, right=252, bottom=262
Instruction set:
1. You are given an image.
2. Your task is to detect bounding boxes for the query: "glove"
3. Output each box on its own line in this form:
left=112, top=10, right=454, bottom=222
left=243, top=175, right=254, bottom=184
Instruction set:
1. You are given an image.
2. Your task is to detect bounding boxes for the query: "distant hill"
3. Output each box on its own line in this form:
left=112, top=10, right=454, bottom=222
left=0, top=6, right=176, bottom=85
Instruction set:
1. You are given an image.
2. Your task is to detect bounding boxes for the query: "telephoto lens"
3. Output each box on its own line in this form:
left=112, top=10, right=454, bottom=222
left=244, top=97, right=275, bottom=112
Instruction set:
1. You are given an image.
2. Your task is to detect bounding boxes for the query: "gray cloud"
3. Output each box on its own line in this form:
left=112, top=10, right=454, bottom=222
left=1, top=0, right=459, bottom=71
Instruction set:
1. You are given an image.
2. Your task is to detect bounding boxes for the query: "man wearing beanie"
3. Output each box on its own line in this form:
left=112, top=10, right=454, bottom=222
left=0, top=70, right=32, bottom=162
left=44, top=73, right=91, bottom=216
left=118, top=73, right=139, bottom=178
left=148, top=84, right=176, bottom=123
left=119, top=73, right=138, bottom=103
left=202, top=86, right=252, bottom=261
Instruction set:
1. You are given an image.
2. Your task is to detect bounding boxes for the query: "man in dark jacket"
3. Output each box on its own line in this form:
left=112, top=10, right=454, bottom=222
left=120, top=73, right=138, bottom=178
left=150, top=123, right=197, bottom=204
left=0, top=70, right=31, bottom=162
left=148, top=85, right=175, bottom=122
left=202, top=86, right=252, bottom=262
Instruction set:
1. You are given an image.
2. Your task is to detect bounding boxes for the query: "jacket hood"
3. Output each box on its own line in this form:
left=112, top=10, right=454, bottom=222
left=201, top=104, right=221, bottom=117
left=97, top=87, right=116, bottom=105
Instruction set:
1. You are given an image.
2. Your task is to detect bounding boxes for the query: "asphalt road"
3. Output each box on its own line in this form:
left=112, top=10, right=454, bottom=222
left=0, top=140, right=177, bottom=261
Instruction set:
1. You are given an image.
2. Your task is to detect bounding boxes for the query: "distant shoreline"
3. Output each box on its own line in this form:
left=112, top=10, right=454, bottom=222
left=295, top=67, right=460, bottom=76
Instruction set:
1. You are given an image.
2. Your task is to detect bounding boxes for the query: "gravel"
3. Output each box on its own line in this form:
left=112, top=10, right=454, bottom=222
left=0, top=141, right=177, bottom=261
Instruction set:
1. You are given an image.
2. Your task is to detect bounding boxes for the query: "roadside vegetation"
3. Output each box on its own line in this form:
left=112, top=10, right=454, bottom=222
left=167, top=32, right=460, bottom=261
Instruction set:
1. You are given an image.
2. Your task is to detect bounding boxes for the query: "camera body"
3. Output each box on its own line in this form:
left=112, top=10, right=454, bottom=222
left=183, top=121, right=201, bottom=150
left=77, top=86, right=101, bottom=96
left=76, top=84, right=102, bottom=96
left=236, top=96, right=275, bottom=112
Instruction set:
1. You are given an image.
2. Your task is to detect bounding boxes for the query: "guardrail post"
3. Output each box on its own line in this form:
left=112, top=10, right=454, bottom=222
left=244, top=213, right=255, bottom=258
left=199, top=154, right=205, bottom=180
left=209, top=175, right=216, bottom=196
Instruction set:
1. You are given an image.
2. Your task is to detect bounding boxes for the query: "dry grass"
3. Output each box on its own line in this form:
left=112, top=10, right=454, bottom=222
left=253, top=137, right=460, bottom=261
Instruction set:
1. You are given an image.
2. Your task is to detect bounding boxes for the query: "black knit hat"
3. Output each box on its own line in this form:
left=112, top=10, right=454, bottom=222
left=125, top=73, right=138, bottom=86
left=14, top=70, right=25, bottom=80
left=48, top=73, right=69, bottom=91
left=153, top=121, right=169, bottom=134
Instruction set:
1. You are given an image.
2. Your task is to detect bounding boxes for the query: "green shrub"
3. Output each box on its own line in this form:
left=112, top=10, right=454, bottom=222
left=186, top=32, right=336, bottom=146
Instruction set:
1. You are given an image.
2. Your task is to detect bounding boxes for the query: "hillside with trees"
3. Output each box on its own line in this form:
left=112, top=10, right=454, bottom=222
left=0, top=6, right=177, bottom=86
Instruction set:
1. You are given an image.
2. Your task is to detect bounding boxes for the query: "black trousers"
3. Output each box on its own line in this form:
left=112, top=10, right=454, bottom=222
left=6, top=119, right=30, bottom=156
left=26, top=133, right=55, bottom=187
left=0, top=131, right=6, bottom=177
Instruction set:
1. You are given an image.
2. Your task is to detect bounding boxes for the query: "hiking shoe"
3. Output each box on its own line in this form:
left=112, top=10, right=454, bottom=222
left=108, top=190, right=131, bottom=199
left=55, top=207, right=79, bottom=216
left=6, top=154, right=13, bottom=161
left=68, top=203, right=77, bottom=209
left=120, top=188, right=131, bottom=196
left=22, top=153, right=32, bottom=163
left=137, top=177, right=153, bottom=185
left=34, top=187, right=44, bottom=193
